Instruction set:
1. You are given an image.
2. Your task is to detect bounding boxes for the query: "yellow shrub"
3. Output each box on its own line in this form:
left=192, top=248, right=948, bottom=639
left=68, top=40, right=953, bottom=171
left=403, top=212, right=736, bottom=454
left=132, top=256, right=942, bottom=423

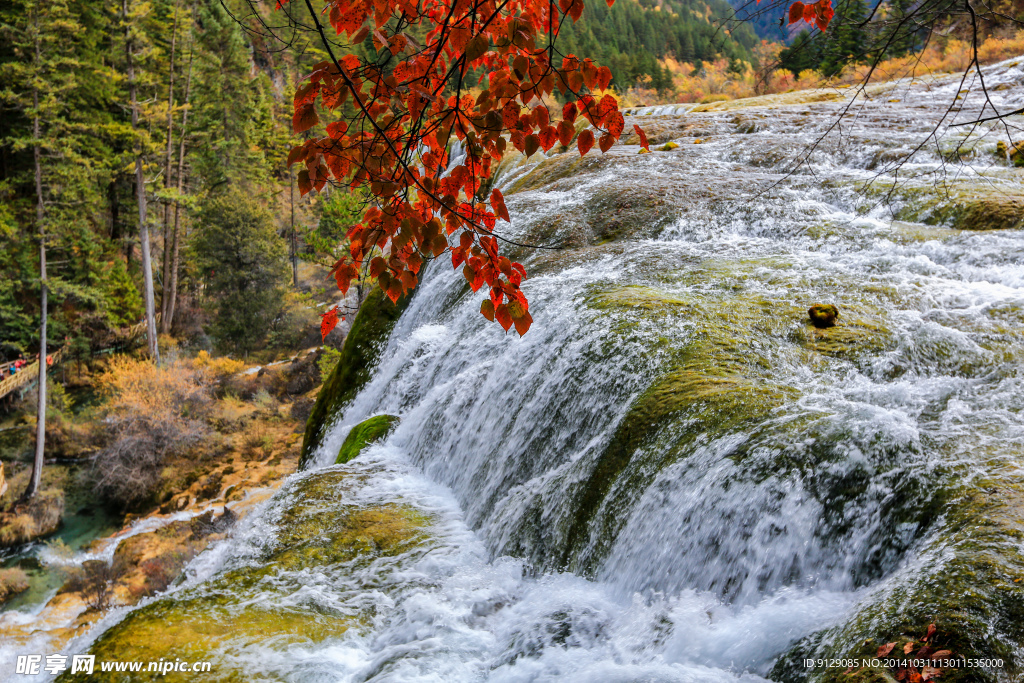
left=191, top=350, right=245, bottom=377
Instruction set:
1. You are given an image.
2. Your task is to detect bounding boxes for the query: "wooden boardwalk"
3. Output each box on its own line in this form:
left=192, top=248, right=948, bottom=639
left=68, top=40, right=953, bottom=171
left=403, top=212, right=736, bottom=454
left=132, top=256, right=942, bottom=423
left=0, top=315, right=158, bottom=403
left=0, top=346, right=66, bottom=402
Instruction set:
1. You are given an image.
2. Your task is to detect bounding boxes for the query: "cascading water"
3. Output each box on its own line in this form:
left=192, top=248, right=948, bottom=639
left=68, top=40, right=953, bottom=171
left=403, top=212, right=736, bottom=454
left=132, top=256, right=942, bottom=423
left=8, top=59, right=1024, bottom=682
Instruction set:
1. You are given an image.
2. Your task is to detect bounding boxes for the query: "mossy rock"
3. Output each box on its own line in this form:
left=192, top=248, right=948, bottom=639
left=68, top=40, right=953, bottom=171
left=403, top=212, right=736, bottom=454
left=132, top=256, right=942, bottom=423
left=335, top=414, right=399, bottom=464
left=507, top=152, right=612, bottom=194
left=300, top=288, right=411, bottom=467
left=661, top=141, right=679, bottom=151
left=882, top=181, right=1024, bottom=231
left=60, top=470, right=433, bottom=683
left=772, top=480, right=1024, bottom=683
left=808, top=303, right=840, bottom=328
left=791, top=313, right=893, bottom=360
left=563, top=284, right=803, bottom=571
left=586, top=285, right=692, bottom=311
left=940, top=194, right=1024, bottom=231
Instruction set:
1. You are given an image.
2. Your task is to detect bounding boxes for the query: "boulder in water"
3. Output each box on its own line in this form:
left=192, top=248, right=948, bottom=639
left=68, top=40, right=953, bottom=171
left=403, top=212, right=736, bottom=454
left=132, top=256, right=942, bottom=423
left=661, top=141, right=679, bottom=151
left=336, top=415, right=399, bottom=464
left=808, top=303, right=840, bottom=328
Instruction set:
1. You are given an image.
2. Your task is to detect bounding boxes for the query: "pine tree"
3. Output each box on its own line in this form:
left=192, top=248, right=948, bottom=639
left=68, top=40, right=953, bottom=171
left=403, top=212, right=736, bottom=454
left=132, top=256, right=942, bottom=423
left=0, top=0, right=82, bottom=498
left=123, top=0, right=159, bottom=362
left=818, top=0, right=868, bottom=76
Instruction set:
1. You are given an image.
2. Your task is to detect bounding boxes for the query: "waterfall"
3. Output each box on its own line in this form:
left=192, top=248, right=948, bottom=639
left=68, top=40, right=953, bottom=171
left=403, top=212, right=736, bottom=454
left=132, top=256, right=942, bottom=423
left=9, top=58, right=1024, bottom=682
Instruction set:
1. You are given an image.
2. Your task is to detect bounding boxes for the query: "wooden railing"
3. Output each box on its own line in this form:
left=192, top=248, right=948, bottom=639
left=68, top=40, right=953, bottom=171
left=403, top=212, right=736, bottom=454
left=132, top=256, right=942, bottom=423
left=0, top=346, right=66, bottom=402
left=1, top=314, right=159, bottom=401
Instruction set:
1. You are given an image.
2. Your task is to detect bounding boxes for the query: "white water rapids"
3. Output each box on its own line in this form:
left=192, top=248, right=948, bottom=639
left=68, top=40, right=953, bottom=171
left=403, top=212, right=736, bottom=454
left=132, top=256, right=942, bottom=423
left=5, top=59, right=1024, bottom=681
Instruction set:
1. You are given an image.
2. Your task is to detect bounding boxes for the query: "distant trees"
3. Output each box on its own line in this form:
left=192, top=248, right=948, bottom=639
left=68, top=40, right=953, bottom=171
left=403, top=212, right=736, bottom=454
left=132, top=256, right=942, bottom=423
left=192, top=191, right=287, bottom=354
left=777, top=0, right=945, bottom=79
left=556, top=0, right=759, bottom=91
left=779, top=0, right=868, bottom=77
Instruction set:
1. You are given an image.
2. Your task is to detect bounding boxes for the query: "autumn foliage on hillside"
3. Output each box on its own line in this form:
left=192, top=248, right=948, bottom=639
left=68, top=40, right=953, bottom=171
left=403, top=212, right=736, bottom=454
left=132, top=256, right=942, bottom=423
left=282, top=0, right=826, bottom=337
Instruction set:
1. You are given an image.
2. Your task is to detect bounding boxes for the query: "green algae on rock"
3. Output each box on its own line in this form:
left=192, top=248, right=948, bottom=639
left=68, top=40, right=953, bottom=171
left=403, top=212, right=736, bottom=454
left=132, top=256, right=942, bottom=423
left=335, top=414, right=399, bottom=464
left=881, top=181, right=1024, bottom=231
left=58, top=470, right=434, bottom=683
left=301, top=288, right=411, bottom=467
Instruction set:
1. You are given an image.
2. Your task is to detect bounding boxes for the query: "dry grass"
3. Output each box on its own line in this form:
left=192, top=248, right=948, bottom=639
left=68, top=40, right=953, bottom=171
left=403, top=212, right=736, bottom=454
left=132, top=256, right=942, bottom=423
left=0, top=489, right=64, bottom=547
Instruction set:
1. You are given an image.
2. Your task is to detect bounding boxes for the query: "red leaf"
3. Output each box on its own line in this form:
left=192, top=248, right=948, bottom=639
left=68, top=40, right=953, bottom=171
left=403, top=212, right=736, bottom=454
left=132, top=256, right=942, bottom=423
left=634, top=124, right=650, bottom=151
left=491, top=188, right=510, bottom=223
left=351, top=26, right=369, bottom=44
left=387, top=279, right=403, bottom=303
left=814, top=0, right=835, bottom=31
left=533, top=105, right=550, bottom=129
left=597, top=94, right=617, bottom=123
left=481, top=299, right=495, bottom=321
left=607, top=111, right=624, bottom=138
left=503, top=100, right=520, bottom=130
left=558, top=120, right=575, bottom=147
left=877, top=642, right=896, bottom=657
left=452, top=248, right=466, bottom=269
left=320, top=307, right=339, bottom=340
left=788, top=1, right=805, bottom=24
left=924, top=624, right=936, bottom=641
left=513, top=310, right=533, bottom=335
left=562, top=101, right=577, bottom=124
left=495, top=303, right=513, bottom=331
left=326, top=121, right=348, bottom=138
left=369, top=256, right=386, bottom=278
left=577, top=129, right=595, bottom=156
left=921, top=668, right=941, bottom=682
left=538, top=125, right=559, bottom=151
left=297, top=169, right=313, bottom=196
left=293, top=103, right=319, bottom=133
left=524, top=133, right=540, bottom=157
left=598, top=132, right=614, bottom=153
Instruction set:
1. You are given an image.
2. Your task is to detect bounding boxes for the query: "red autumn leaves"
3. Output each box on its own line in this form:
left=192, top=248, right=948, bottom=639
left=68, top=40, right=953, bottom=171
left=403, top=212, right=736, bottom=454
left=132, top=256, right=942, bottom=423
left=842, top=624, right=954, bottom=683
left=788, top=0, right=834, bottom=32
left=755, top=0, right=834, bottom=32
left=320, top=307, right=342, bottom=341
left=285, top=0, right=642, bottom=340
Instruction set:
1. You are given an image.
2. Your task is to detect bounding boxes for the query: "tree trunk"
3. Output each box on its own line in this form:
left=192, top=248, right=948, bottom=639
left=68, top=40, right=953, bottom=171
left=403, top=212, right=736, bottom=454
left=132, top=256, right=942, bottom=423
left=290, top=170, right=299, bottom=287
left=159, top=0, right=180, bottom=330
left=166, top=26, right=194, bottom=332
left=125, top=0, right=160, bottom=362
left=26, top=36, right=45, bottom=501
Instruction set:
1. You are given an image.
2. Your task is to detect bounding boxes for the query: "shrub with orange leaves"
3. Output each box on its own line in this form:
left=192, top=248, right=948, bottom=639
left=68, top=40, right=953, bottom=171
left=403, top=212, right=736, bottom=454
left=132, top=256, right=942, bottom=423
left=92, top=357, right=214, bottom=509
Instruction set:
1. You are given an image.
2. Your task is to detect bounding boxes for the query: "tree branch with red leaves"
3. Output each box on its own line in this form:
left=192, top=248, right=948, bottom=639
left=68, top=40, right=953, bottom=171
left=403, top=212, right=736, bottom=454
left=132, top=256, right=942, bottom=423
left=280, top=0, right=829, bottom=339
left=278, top=0, right=642, bottom=337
